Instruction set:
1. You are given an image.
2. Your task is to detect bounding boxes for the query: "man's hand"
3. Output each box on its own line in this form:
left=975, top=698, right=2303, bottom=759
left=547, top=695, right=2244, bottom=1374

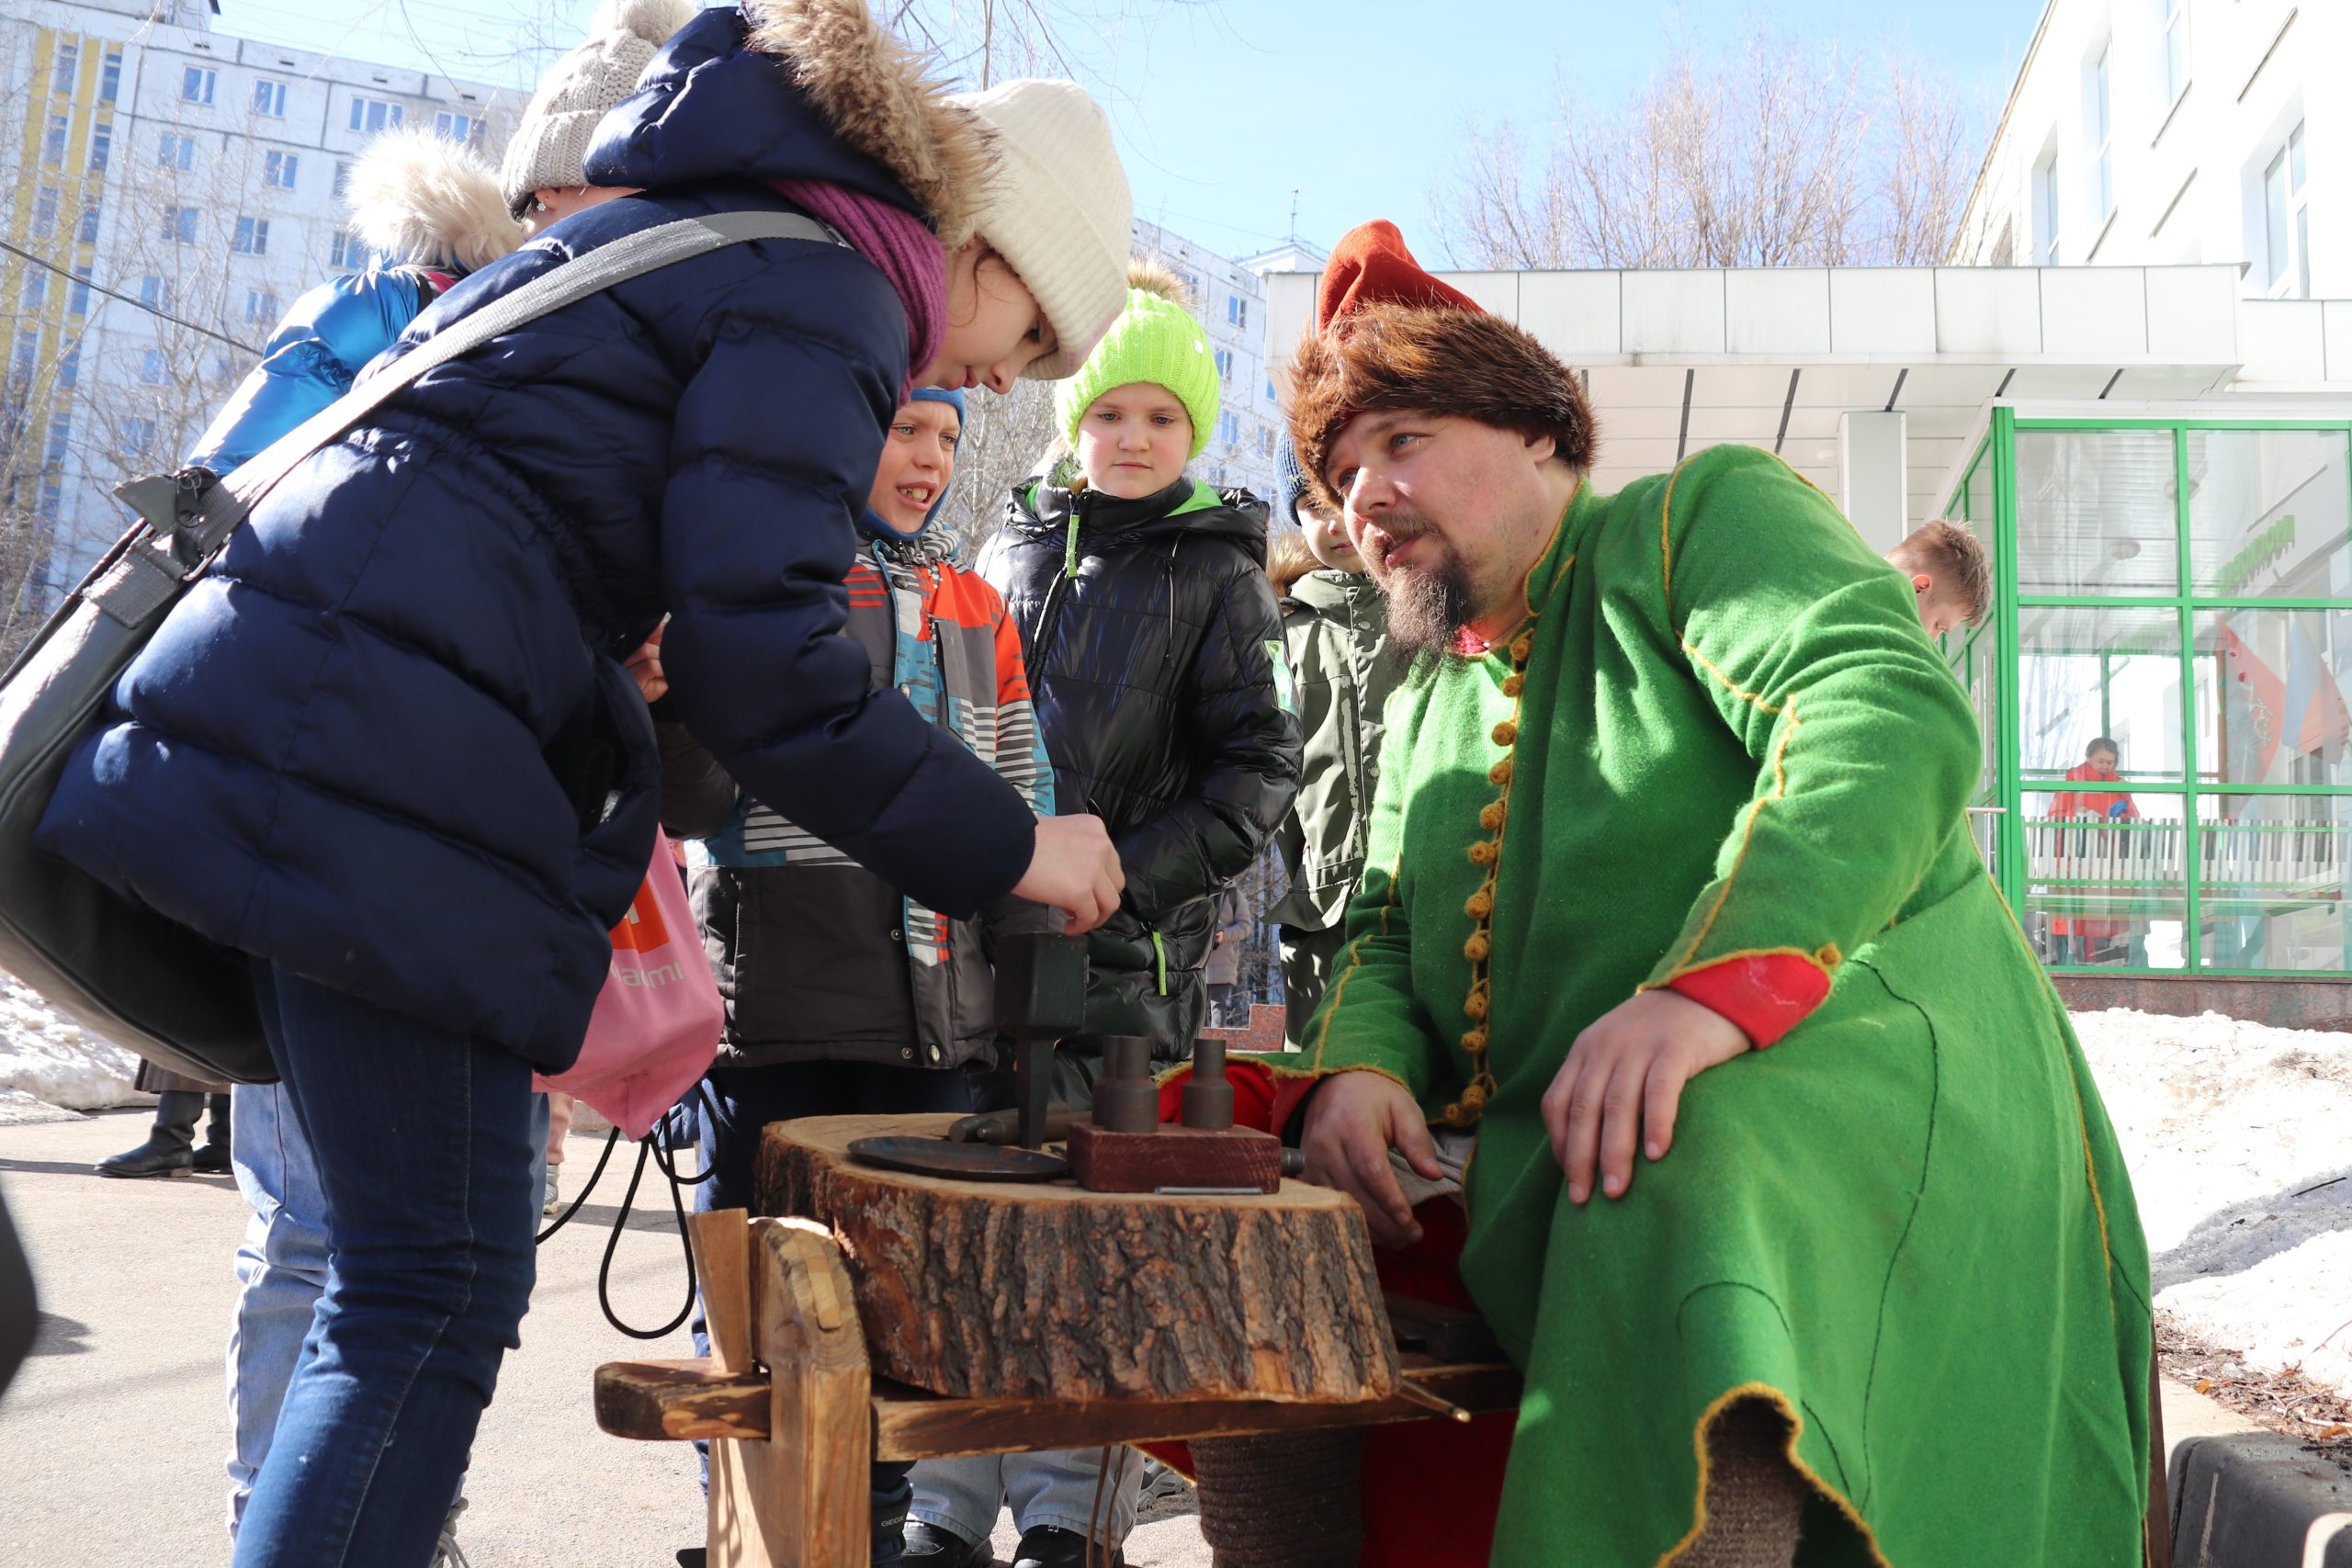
left=624, top=624, right=668, bottom=705
left=1300, top=1069, right=1443, bottom=1247
left=1012, top=814, right=1125, bottom=933
left=1543, top=988, right=1748, bottom=1205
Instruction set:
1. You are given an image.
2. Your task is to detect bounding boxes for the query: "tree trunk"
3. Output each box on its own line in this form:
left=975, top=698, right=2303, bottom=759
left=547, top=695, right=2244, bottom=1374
left=758, top=1114, right=1399, bottom=1405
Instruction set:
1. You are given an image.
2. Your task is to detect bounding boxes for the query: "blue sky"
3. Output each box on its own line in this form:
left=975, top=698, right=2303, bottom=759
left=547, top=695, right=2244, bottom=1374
left=218, top=0, right=2053, bottom=262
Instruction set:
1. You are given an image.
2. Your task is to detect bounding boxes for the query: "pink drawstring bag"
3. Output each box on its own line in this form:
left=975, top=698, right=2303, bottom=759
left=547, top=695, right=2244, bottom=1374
left=533, top=830, right=720, bottom=1138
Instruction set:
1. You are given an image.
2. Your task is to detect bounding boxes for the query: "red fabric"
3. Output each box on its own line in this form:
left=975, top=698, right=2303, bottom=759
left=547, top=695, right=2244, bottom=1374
left=1317, top=220, right=1484, bottom=332
left=1144, top=1064, right=1513, bottom=1568
left=1666, top=953, right=1831, bottom=1048
left=2049, top=762, right=2141, bottom=939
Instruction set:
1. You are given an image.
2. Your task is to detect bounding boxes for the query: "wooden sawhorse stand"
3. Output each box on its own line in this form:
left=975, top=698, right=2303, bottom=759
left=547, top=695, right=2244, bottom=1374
left=594, top=1212, right=1520, bottom=1568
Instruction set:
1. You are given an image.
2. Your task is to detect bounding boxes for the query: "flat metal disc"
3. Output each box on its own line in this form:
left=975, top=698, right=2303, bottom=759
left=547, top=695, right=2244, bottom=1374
left=849, top=1135, right=1070, bottom=1183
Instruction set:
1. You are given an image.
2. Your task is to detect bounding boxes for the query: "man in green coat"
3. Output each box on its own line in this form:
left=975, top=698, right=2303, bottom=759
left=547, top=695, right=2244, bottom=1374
left=1288, top=220, right=2153, bottom=1566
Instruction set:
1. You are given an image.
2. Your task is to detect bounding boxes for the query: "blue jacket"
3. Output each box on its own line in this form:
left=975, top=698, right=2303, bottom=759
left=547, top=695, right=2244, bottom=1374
left=39, top=7, right=1034, bottom=1071
left=186, top=268, right=443, bottom=476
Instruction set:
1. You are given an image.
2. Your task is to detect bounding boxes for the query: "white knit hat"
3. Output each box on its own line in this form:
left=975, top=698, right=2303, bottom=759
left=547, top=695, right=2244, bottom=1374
left=947, top=79, right=1131, bottom=380
left=498, top=0, right=701, bottom=218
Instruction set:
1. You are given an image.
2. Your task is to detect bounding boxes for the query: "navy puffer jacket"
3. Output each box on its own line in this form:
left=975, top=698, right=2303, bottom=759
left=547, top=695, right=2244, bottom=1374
left=38, top=6, right=1035, bottom=1071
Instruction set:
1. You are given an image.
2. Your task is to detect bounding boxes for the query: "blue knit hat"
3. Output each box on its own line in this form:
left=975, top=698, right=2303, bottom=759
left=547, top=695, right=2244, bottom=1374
left=863, top=388, right=967, bottom=539
left=1273, top=429, right=1313, bottom=531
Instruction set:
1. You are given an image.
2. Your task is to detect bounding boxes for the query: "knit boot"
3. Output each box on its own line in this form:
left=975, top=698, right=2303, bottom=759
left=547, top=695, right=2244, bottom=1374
left=1667, top=1397, right=1809, bottom=1568
left=1192, top=1427, right=1365, bottom=1568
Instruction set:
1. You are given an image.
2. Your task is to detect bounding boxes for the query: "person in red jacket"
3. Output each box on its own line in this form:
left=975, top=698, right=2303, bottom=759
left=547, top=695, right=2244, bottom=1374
left=2048, top=737, right=2143, bottom=965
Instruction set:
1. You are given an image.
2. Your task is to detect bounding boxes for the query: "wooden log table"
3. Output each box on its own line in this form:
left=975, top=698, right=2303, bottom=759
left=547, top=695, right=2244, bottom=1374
left=595, top=1112, right=1522, bottom=1568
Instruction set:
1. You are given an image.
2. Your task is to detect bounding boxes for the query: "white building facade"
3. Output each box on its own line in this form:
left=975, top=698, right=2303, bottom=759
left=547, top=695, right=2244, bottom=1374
left=1953, top=0, right=2341, bottom=300
left=1, top=0, right=520, bottom=610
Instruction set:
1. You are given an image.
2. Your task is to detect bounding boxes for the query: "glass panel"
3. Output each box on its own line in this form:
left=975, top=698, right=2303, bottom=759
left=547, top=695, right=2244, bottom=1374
left=2015, top=430, right=2177, bottom=595
left=2197, top=793, right=2352, bottom=973
left=2018, top=605, right=2184, bottom=783
left=2266, top=151, right=2290, bottom=291
left=2023, top=788, right=2187, bottom=969
left=2193, top=608, right=2352, bottom=786
left=1965, top=446, right=1990, bottom=530
left=1971, top=626, right=1999, bottom=800
left=2187, top=428, right=2350, bottom=596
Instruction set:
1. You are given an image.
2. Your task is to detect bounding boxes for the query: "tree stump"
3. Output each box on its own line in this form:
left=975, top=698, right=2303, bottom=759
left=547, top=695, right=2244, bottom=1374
left=757, top=1114, right=1398, bottom=1405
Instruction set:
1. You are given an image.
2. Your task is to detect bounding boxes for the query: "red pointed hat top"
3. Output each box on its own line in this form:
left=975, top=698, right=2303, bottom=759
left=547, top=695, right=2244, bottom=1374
left=1316, top=220, right=1483, bottom=332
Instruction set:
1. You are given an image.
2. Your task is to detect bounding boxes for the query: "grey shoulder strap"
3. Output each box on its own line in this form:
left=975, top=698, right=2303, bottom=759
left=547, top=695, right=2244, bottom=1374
left=95, top=211, right=839, bottom=626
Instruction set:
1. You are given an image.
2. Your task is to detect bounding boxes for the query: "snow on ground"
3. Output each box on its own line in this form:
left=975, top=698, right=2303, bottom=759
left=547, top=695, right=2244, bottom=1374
left=0, top=970, right=144, bottom=1112
left=2075, top=1007, right=2352, bottom=1400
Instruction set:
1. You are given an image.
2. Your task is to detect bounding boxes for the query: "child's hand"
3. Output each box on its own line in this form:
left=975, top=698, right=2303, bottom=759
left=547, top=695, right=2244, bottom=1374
left=624, top=626, right=667, bottom=705
left=1542, top=989, right=1748, bottom=1205
left=1012, top=813, right=1125, bottom=932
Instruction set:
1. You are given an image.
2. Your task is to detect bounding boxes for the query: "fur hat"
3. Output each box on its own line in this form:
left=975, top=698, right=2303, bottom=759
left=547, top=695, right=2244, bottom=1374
left=1286, top=219, right=1597, bottom=514
left=347, top=128, right=521, bottom=274
left=1054, top=258, right=1220, bottom=459
left=500, top=0, right=699, bottom=217
left=947, top=78, right=1132, bottom=380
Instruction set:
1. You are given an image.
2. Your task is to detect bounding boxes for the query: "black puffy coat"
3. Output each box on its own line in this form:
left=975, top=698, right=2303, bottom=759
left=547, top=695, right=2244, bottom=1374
left=37, top=7, right=1034, bottom=1071
left=978, top=476, right=1301, bottom=1056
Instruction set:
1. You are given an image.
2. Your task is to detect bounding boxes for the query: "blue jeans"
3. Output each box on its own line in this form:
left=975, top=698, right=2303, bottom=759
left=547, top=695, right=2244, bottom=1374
left=226, top=1084, right=548, bottom=1538
left=232, top=964, right=540, bottom=1568
left=692, top=1060, right=991, bottom=1567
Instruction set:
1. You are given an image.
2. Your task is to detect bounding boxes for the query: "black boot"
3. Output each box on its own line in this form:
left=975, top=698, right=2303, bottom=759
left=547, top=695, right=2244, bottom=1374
left=191, top=1092, right=232, bottom=1174
left=96, top=1091, right=200, bottom=1179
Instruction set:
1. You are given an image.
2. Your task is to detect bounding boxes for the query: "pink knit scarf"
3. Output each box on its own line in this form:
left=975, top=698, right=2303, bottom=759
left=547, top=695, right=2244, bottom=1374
left=770, top=180, right=945, bottom=392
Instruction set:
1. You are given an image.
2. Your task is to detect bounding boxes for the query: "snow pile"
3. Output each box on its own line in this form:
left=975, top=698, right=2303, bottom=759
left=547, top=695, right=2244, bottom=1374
left=2075, top=1008, right=2352, bottom=1399
left=0, top=969, right=144, bottom=1111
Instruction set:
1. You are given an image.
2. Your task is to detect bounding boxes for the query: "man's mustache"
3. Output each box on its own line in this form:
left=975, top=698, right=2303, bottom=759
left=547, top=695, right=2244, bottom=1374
left=1356, top=512, right=1444, bottom=571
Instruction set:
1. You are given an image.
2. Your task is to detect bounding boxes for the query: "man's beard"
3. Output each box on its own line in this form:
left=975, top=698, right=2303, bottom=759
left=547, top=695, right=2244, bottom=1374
left=1365, top=516, right=1477, bottom=656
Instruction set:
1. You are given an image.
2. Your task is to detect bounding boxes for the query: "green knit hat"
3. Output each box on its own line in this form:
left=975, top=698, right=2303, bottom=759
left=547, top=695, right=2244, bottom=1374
left=1054, top=263, right=1222, bottom=460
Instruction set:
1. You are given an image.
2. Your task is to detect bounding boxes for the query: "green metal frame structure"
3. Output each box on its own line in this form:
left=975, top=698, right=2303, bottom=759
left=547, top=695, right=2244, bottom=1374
left=1942, top=412, right=2352, bottom=977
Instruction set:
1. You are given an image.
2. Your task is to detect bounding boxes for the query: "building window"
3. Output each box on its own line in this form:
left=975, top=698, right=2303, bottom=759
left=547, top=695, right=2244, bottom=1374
left=10, top=332, right=37, bottom=391
left=52, top=41, right=78, bottom=96
left=140, top=276, right=173, bottom=312
left=232, top=216, right=269, bottom=255
left=69, top=267, right=90, bottom=317
left=58, top=343, right=80, bottom=388
left=88, top=122, right=111, bottom=173
left=434, top=111, right=482, bottom=146
left=141, top=348, right=167, bottom=386
left=333, top=161, right=353, bottom=198
left=348, top=96, right=403, bottom=134
left=77, top=201, right=101, bottom=244
left=183, top=66, right=216, bottom=105
left=2034, top=150, right=2062, bottom=265
left=32, top=186, right=60, bottom=239
left=245, top=288, right=280, bottom=324
left=1263, top=375, right=1277, bottom=406
left=123, top=418, right=157, bottom=458
left=101, top=51, right=121, bottom=104
left=1256, top=426, right=1274, bottom=460
left=164, top=206, right=199, bottom=244
left=2265, top=122, right=2310, bottom=299
left=23, top=273, right=47, bottom=310
left=43, top=112, right=68, bottom=166
left=1226, top=295, right=1248, bottom=330
left=1214, top=347, right=1233, bottom=383
left=264, top=151, right=299, bottom=189
left=253, top=79, right=288, bottom=118
left=1217, top=412, right=1238, bottom=448
left=2091, top=43, right=2113, bottom=224
left=46, top=414, right=73, bottom=467
left=160, top=133, right=196, bottom=172
left=2163, top=0, right=2189, bottom=105
left=330, top=230, right=371, bottom=270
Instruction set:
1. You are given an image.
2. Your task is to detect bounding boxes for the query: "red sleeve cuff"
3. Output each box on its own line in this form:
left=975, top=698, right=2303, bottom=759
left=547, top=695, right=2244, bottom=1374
left=1667, top=954, right=1832, bottom=1048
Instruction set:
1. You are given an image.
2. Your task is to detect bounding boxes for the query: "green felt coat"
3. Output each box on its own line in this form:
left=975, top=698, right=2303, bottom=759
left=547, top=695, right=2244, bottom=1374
left=1305, top=445, right=2152, bottom=1567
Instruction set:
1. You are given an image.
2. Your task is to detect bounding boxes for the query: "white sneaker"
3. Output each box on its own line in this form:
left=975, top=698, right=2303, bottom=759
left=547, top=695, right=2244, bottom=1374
left=431, top=1499, right=471, bottom=1568
left=542, top=1167, right=560, bottom=1216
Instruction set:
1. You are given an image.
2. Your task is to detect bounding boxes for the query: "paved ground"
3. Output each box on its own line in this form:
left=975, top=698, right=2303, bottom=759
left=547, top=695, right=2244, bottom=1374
left=0, top=1108, right=1205, bottom=1568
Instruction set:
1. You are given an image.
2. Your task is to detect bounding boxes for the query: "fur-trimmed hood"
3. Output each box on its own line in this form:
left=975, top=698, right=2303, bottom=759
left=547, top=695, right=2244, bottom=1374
left=587, top=0, right=993, bottom=242
left=347, top=127, right=523, bottom=274
left=1267, top=528, right=1318, bottom=599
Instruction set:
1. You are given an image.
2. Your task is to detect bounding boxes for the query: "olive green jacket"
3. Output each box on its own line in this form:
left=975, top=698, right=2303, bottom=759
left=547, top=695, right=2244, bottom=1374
left=1269, top=567, right=1399, bottom=934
